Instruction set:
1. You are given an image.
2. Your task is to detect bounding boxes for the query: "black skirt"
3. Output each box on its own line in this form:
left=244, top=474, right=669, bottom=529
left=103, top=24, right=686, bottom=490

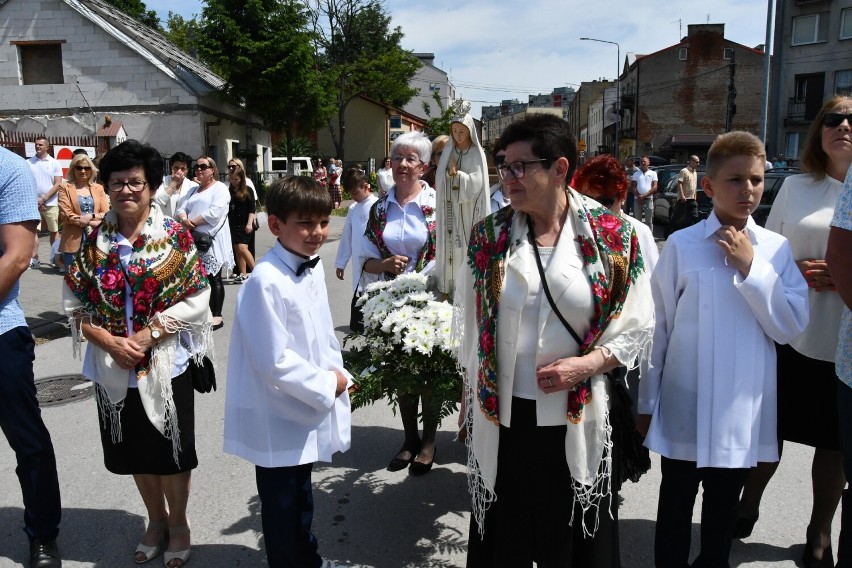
left=776, top=343, right=840, bottom=450
left=97, top=370, right=197, bottom=475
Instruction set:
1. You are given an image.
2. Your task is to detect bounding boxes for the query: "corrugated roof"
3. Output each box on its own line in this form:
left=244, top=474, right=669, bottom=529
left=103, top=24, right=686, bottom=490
left=96, top=119, right=124, bottom=137
left=64, top=0, right=225, bottom=95
left=665, top=133, right=718, bottom=146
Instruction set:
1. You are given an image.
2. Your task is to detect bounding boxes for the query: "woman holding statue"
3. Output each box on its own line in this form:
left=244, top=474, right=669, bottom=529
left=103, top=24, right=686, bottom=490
left=433, top=103, right=490, bottom=298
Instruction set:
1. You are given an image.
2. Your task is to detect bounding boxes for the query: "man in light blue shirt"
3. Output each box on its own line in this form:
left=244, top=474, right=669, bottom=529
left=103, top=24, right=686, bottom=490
left=0, top=146, right=62, bottom=567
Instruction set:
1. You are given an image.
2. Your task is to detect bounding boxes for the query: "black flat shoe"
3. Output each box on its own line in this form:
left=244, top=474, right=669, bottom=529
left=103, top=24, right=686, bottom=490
left=29, top=539, right=61, bottom=568
left=732, top=513, right=758, bottom=539
left=387, top=446, right=419, bottom=472
left=212, top=320, right=224, bottom=331
left=802, top=540, right=834, bottom=568
left=409, top=450, right=436, bottom=477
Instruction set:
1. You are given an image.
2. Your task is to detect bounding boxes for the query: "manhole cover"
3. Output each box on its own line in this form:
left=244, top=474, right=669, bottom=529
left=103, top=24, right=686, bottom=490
left=35, top=374, right=94, bottom=407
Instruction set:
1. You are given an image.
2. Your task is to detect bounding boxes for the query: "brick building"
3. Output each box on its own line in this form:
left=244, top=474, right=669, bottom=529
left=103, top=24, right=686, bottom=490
left=620, top=24, right=765, bottom=162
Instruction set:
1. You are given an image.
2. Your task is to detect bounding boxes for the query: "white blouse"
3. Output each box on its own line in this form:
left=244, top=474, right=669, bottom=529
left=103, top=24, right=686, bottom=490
left=765, top=173, right=844, bottom=361
left=639, top=213, right=809, bottom=468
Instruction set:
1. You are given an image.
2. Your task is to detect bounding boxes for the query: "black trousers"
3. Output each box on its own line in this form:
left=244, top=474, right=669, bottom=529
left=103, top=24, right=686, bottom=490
left=208, top=267, right=225, bottom=317
left=256, top=463, right=322, bottom=568
left=466, top=397, right=621, bottom=568
left=0, top=327, right=61, bottom=542
left=655, top=456, right=747, bottom=568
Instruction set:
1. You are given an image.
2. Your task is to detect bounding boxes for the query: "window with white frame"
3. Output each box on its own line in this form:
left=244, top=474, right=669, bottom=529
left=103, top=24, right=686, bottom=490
left=678, top=48, right=688, bottom=61
left=837, top=70, right=852, bottom=96
left=723, top=48, right=734, bottom=60
left=842, top=8, right=852, bottom=40
left=14, top=42, right=65, bottom=85
left=785, top=133, right=800, bottom=160
left=792, top=12, right=829, bottom=45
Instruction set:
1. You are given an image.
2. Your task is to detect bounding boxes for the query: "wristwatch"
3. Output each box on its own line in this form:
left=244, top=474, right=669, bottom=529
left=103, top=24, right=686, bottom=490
left=149, top=325, right=162, bottom=342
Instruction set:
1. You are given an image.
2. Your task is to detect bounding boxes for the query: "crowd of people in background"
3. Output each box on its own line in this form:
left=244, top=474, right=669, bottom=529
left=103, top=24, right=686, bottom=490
left=2, top=95, right=852, bottom=568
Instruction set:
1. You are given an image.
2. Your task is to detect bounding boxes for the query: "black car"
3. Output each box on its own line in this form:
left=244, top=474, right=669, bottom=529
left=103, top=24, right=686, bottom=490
left=653, top=168, right=800, bottom=229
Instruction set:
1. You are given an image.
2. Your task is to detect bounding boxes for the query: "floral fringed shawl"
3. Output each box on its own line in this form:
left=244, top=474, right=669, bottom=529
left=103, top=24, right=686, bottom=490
left=459, top=188, right=655, bottom=536
left=63, top=204, right=212, bottom=466
left=365, top=181, right=437, bottom=273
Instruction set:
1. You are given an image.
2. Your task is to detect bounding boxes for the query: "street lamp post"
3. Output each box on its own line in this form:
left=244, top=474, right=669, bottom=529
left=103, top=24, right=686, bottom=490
left=580, top=37, right=620, bottom=160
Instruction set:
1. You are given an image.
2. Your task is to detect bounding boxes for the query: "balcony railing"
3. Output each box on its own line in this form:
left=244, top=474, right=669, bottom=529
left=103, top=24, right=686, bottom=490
left=787, top=98, right=806, bottom=121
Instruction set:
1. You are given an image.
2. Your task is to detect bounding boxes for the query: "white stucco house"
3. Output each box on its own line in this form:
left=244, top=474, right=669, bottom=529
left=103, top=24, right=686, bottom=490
left=0, top=0, right=271, bottom=170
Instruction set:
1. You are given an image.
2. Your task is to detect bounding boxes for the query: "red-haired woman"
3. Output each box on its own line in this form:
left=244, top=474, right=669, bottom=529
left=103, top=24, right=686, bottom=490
left=572, top=155, right=659, bottom=271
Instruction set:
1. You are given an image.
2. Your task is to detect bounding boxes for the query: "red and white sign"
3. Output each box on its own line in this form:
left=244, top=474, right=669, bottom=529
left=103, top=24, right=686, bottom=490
left=54, top=146, right=95, bottom=178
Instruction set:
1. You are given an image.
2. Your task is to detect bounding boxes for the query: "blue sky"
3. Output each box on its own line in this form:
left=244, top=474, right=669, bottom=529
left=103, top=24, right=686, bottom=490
left=145, top=0, right=771, bottom=118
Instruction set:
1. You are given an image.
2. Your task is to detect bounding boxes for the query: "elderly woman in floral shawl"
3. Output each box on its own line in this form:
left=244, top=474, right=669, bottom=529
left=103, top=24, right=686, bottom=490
left=457, top=114, right=654, bottom=568
left=360, top=131, right=440, bottom=476
left=63, top=140, right=212, bottom=568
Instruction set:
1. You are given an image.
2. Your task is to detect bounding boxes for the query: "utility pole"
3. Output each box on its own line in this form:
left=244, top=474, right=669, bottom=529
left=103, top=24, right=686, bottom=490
left=725, top=50, right=737, bottom=132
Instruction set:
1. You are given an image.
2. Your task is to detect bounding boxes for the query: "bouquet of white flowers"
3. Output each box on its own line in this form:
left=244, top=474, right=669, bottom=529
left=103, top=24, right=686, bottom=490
left=343, top=272, right=461, bottom=423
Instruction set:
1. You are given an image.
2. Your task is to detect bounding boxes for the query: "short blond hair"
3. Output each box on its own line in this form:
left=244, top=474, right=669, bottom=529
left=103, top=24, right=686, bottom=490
left=66, top=153, right=98, bottom=184
left=705, top=131, right=766, bottom=178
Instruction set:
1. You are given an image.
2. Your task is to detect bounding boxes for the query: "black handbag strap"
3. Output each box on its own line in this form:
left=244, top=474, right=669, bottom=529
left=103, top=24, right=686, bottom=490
left=527, top=217, right=583, bottom=347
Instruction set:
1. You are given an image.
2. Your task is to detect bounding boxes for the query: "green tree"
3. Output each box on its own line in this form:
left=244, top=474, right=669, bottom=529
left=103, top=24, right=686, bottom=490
left=196, top=0, right=333, bottom=163
left=421, top=91, right=455, bottom=138
left=102, top=0, right=162, bottom=30
left=310, top=0, right=420, bottom=161
left=163, top=12, right=200, bottom=54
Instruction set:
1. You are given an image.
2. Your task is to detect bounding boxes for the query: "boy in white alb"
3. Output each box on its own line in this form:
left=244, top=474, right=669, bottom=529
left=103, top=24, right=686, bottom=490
left=224, top=176, right=351, bottom=568
left=335, top=168, right=378, bottom=293
left=637, top=132, right=809, bottom=568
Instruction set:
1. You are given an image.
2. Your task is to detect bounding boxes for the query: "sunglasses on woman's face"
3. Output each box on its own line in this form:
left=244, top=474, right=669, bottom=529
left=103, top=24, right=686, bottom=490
left=823, top=113, right=852, bottom=128
left=196, top=164, right=211, bottom=171
left=227, top=164, right=238, bottom=170
left=75, top=165, right=92, bottom=171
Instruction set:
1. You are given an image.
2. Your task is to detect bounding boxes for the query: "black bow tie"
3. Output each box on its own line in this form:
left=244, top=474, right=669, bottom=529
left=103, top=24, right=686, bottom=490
left=296, top=256, right=320, bottom=276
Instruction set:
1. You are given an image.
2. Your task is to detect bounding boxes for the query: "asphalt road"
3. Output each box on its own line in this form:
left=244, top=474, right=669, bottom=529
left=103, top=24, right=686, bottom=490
left=0, top=213, right=839, bottom=567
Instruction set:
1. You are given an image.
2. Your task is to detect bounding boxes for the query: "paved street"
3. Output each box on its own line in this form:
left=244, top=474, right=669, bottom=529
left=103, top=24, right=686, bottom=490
left=0, top=213, right=840, bottom=567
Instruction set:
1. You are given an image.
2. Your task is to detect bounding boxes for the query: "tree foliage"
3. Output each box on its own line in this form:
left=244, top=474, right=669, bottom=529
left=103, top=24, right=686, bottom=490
left=102, top=0, right=162, bottom=30
left=310, top=0, right=420, bottom=161
left=163, top=12, right=199, bottom=55
left=421, top=92, right=455, bottom=138
left=196, top=0, right=334, bottom=161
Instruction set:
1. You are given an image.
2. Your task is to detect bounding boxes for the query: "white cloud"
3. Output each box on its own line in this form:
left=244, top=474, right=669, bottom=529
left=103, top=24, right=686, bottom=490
left=145, top=0, right=770, bottom=117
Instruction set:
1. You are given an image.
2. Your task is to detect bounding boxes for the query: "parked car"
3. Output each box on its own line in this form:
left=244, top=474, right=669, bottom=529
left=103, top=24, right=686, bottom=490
left=653, top=168, right=801, bottom=229
left=651, top=164, right=687, bottom=192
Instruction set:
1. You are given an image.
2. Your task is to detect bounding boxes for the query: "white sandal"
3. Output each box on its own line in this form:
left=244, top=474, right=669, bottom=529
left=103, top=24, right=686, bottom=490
left=134, top=520, right=167, bottom=564
left=163, top=525, right=191, bottom=567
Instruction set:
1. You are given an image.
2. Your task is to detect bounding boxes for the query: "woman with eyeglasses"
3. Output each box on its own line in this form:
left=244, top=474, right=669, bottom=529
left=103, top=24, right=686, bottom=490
left=361, top=131, right=440, bottom=475
left=434, top=110, right=490, bottom=300
left=226, top=159, right=256, bottom=282
left=421, top=136, right=449, bottom=190
left=736, top=95, right=852, bottom=567
left=176, top=157, right=234, bottom=330
left=57, top=153, right=109, bottom=273
left=63, top=140, right=213, bottom=567
left=457, top=114, right=653, bottom=567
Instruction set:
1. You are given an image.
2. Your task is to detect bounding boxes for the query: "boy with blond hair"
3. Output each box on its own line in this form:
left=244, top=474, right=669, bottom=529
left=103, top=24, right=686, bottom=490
left=638, top=131, right=810, bottom=567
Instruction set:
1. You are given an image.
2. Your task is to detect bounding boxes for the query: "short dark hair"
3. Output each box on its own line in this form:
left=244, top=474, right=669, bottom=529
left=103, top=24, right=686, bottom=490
left=342, top=167, right=369, bottom=193
left=498, top=114, right=577, bottom=182
left=266, top=175, right=332, bottom=221
left=169, top=151, right=193, bottom=167
left=98, top=139, right=164, bottom=192
left=72, top=148, right=89, bottom=156
left=491, top=137, right=505, bottom=161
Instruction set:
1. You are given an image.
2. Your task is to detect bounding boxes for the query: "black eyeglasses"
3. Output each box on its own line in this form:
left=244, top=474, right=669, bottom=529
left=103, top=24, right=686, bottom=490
left=497, top=159, right=550, bottom=180
left=195, top=163, right=212, bottom=171
left=108, top=179, right=148, bottom=193
left=823, top=113, right=852, bottom=128
left=75, top=165, right=92, bottom=171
